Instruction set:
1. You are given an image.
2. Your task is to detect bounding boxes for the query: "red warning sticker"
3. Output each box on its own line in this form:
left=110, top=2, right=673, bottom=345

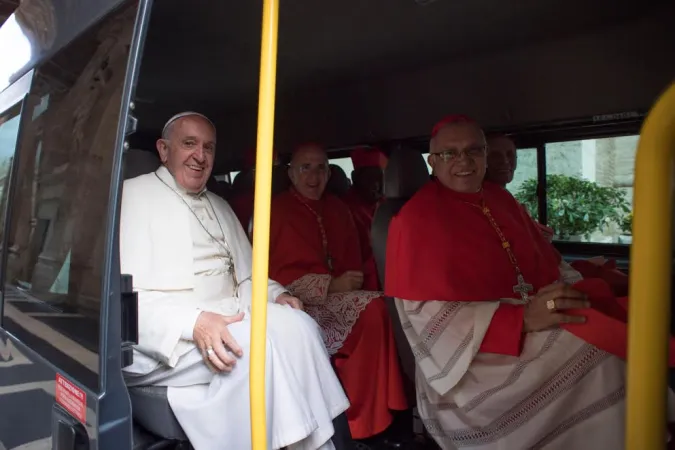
left=55, top=373, right=87, bottom=424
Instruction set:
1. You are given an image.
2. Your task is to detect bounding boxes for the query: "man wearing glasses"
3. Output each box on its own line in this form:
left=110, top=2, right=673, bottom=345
left=384, top=115, right=674, bottom=449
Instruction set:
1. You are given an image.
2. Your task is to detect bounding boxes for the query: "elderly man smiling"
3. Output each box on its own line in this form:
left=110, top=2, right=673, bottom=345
left=120, top=112, right=350, bottom=450
left=385, top=114, right=675, bottom=450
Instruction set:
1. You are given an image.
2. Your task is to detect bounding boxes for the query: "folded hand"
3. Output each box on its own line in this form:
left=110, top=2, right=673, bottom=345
left=275, top=292, right=304, bottom=310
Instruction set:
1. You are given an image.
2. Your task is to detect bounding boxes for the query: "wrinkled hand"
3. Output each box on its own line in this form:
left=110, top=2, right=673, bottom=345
left=523, top=283, right=590, bottom=333
left=193, top=311, right=245, bottom=372
left=328, top=270, right=364, bottom=293
left=275, top=292, right=303, bottom=310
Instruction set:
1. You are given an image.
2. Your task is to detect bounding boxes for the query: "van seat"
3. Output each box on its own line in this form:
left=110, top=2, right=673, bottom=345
left=327, top=164, right=351, bottom=197
left=129, top=385, right=189, bottom=442
left=124, top=148, right=161, bottom=180
left=371, top=147, right=430, bottom=383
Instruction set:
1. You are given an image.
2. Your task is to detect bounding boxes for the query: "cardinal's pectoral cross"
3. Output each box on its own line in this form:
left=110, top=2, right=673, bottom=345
left=513, top=274, right=534, bottom=304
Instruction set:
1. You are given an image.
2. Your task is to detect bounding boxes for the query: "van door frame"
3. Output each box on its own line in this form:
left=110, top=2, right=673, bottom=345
left=96, top=0, right=154, bottom=448
left=0, top=0, right=153, bottom=447
left=0, top=69, right=34, bottom=323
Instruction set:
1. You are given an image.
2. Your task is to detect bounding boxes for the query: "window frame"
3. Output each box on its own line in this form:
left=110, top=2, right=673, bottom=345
left=0, top=70, right=34, bottom=324
left=324, top=112, right=644, bottom=265
left=501, top=114, right=644, bottom=269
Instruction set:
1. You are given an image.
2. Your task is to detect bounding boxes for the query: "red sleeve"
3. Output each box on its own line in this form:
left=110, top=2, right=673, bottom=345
left=479, top=304, right=524, bottom=356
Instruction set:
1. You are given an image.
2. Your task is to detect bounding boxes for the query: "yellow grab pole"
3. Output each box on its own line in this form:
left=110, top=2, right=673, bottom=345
left=250, top=0, right=280, bottom=448
left=626, top=81, right=675, bottom=449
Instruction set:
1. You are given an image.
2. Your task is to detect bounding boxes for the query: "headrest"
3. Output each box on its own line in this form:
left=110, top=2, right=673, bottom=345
left=272, top=164, right=291, bottom=195
left=384, top=147, right=430, bottom=199
left=124, top=148, right=161, bottom=180
left=326, top=164, right=351, bottom=197
left=351, top=146, right=388, bottom=170
left=232, top=169, right=254, bottom=192
left=244, top=146, right=279, bottom=169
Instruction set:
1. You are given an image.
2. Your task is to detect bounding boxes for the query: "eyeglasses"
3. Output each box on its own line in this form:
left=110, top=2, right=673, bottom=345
left=431, top=146, right=486, bottom=162
left=293, top=163, right=329, bottom=175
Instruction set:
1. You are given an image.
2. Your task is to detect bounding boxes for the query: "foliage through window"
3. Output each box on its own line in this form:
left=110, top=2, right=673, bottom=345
left=514, top=136, right=638, bottom=244
left=515, top=174, right=630, bottom=240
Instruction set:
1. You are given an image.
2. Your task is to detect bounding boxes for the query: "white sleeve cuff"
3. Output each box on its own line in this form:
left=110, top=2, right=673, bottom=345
left=180, top=309, right=203, bottom=341
left=267, top=280, right=287, bottom=303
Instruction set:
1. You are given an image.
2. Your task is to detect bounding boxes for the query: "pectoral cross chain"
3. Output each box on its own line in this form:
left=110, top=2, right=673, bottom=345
left=513, top=274, right=534, bottom=303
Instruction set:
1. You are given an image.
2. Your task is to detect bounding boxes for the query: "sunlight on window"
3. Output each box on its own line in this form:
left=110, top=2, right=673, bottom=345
left=0, top=15, right=33, bottom=92
left=329, top=157, right=354, bottom=177
left=421, top=153, right=432, bottom=173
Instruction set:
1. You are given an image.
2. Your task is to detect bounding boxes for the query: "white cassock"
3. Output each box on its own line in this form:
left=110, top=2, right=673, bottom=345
left=120, top=166, right=350, bottom=450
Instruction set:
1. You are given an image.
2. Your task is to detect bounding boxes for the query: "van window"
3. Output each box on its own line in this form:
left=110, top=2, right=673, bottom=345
left=1, top=6, right=136, bottom=391
left=513, top=136, right=637, bottom=244
left=506, top=147, right=537, bottom=199
left=0, top=106, right=22, bottom=271
left=329, top=157, right=354, bottom=178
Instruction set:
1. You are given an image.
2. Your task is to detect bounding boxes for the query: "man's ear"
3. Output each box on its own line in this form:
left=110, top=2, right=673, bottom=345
left=156, top=139, right=169, bottom=163
left=427, top=154, right=435, bottom=173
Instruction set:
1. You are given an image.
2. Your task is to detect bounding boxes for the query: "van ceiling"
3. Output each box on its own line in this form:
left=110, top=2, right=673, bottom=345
left=135, top=0, right=664, bottom=117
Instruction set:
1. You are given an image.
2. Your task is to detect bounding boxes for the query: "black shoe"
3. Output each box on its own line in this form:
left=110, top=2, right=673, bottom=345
left=353, top=441, right=374, bottom=450
left=376, top=438, right=405, bottom=449
left=356, top=436, right=406, bottom=450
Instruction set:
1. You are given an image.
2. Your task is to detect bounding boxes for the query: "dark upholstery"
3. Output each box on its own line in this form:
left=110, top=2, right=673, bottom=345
left=371, top=147, right=431, bottom=383
left=129, top=386, right=189, bottom=441
left=132, top=420, right=187, bottom=450
left=332, top=412, right=355, bottom=450
left=373, top=147, right=431, bottom=285
left=124, top=150, right=190, bottom=445
left=383, top=147, right=431, bottom=199
left=124, top=148, right=161, bottom=180
left=233, top=168, right=254, bottom=193
left=272, top=164, right=292, bottom=195
left=327, top=164, right=351, bottom=197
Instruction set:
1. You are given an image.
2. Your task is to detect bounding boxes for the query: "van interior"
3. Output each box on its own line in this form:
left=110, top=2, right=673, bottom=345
left=0, top=0, right=674, bottom=448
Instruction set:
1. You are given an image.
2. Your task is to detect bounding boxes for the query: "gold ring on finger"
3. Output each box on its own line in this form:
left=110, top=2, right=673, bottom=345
left=546, top=299, right=557, bottom=312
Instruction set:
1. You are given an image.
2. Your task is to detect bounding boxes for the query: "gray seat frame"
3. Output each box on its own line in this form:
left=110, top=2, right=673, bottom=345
left=371, top=147, right=432, bottom=384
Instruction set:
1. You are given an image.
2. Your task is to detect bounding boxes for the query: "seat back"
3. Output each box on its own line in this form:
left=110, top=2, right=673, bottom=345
left=272, top=164, right=291, bottom=195
left=124, top=148, right=161, bottom=180
left=327, top=164, right=351, bottom=197
left=232, top=168, right=254, bottom=193
left=128, top=386, right=188, bottom=441
left=207, top=177, right=232, bottom=200
left=371, top=147, right=430, bottom=383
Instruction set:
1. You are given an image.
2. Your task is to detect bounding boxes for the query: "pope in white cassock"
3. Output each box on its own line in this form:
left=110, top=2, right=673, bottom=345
left=120, top=111, right=350, bottom=450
